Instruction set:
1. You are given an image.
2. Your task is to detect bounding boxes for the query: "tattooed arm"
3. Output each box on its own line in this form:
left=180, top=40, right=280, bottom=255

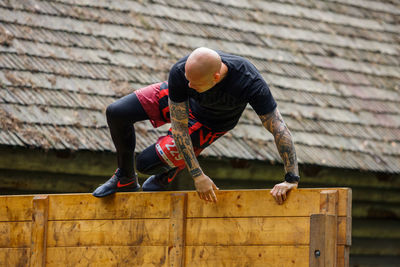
left=259, top=107, right=299, bottom=204
left=169, top=98, right=219, bottom=202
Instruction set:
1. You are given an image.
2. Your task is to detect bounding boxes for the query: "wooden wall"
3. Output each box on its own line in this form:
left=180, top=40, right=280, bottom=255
left=0, top=189, right=351, bottom=266
left=0, top=147, right=399, bottom=266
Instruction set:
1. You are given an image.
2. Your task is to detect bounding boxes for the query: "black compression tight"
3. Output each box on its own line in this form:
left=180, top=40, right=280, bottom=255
left=106, top=93, right=170, bottom=178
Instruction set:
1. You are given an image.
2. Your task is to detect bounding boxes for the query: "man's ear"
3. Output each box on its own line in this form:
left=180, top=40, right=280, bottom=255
left=214, top=72, right=221, bottom=82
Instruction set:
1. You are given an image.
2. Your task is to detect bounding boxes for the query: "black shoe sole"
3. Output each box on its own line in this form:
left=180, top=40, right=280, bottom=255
left=92, top=183, right=141, bottom=198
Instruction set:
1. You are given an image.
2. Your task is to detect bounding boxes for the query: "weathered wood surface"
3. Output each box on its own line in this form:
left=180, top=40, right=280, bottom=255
left=48, top=192, right=171, bottom=220
left=309, top=214, right=338, bottom=267
left=47, top=219, right=169, bottom=247
left=0, top=222, right=31, bottom=248
left=30, top=195, right=49, bottom=267
left=187, top=188, right=350, bottom=217
left=168, top=193, right=188, bottom=267
left=0, top=248, right=30, bottom=266
left=0, top=188, right=351, bottom=266
left=0, top=195, right=33, bottom=221
left=45, top=246, right=168, bottom=266
left=185, top=246, right=309, bottom=267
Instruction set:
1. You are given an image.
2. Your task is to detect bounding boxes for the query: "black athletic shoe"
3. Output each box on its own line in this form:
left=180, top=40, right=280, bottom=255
left=142, top=168, right=179, bottom=191
left=92, top=169, right=140, bottom=197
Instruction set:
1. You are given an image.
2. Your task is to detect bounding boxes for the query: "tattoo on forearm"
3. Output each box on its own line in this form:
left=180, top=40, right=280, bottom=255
left=259, top=108, right=298, bottom=175
left=169, top=98, right=201, bottom=176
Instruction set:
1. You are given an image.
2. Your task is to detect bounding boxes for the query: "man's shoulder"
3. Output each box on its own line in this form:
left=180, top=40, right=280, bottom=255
left=220, top=52, right=259, bottom=77
left=171, top=54, right=189, bottom=72
left=218, top=51, right=252, bottom=63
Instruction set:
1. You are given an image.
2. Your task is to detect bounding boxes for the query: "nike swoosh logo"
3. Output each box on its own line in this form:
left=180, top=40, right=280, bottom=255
left=168, top=177, right=174, bottom=183
left=117, top=180, right=136, bottom=188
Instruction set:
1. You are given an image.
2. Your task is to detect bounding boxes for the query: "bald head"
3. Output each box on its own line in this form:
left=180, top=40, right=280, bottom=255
left=186, top=47, right=221, bottom=79
left=184, top=47, right=226, bottom=93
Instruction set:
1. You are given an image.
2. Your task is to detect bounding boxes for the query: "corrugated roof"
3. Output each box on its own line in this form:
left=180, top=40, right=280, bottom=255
left=0, top=0, right=399, bottom=173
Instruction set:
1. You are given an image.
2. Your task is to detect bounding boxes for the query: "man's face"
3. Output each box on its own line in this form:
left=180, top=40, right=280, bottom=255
left=185, top=73, right=217, bottom=93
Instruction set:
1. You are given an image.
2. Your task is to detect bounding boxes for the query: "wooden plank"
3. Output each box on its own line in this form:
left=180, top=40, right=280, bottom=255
left=338, top=188, right=352, bottom=217
left=325, top=214, right=338, bottom=267
left=169, top=193, right=188, bottom=267
left=47, top=219, right=169, bottom=247
left=0, top=248, right=30, bottom=266
left=185, top=245, right=309, bottom=266
left=319, top=189, right=343, bottom=266
left=320, top=190, right=338, bottom=215
left=309, top=214, right=337, bottom=267
left=187, top=189, right=350, bottom=218
left=0, top=189, right=350, bottom=220
left=0, top=195, right=33, bottom=221
left=187, top=217, right=349, bottom=246
left=30, top=195, right=49, bottom=267
left=338, top=216, right=351, bottom=246
left=187, top=217, right=310, bottom=245
left=45, top=246, right=168, bottom=266
left=336, top=246, right=349, bottom=267
left=344, top=246, right=350, bottom=267
left=309, top=214, right=324, bottom=267
left=188, top=189, right=320, bottom=217
left=0, top=222, right=31, bottom=248
left=48, top=192, right=170, bottom=220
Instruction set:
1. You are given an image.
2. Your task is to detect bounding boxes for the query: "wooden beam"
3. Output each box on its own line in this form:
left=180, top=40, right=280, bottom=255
left=320, top=190, right=338, bottom=215
left=310, top=190, right=339, bottom=266
left=309, top=214, right=337, bottom=267
left=30, top=195, right=49, bottom=267
left=1, top=146, right=399, bottom=190
left=169, top=193, right=188, bottom=267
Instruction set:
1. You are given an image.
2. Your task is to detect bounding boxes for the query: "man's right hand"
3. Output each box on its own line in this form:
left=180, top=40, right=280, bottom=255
left=194, top=174, right=219, bottom=203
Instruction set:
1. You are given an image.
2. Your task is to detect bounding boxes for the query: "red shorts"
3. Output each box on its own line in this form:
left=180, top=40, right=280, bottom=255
left=135, top=82, right=227, bottom=168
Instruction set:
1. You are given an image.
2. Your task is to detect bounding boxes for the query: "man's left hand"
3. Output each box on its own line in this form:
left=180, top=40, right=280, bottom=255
left=194, top=173, right=219, bottom=203
left=270, top=181, right=298, bottom=205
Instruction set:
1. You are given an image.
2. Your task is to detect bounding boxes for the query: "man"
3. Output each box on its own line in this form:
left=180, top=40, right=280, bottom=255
left=93, top=47, right=299, bottom=204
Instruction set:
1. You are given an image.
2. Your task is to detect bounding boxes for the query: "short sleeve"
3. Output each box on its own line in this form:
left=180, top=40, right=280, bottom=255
left=248, top=78, right=277, bottom=115
left=168, top=63, right=188, bottom=103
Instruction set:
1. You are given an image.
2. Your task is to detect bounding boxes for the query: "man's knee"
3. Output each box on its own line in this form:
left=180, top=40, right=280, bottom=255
left=136, top=152, right=150, bottom=174
left=106, top=102, right=119, bottom=121
left=136, top=147, right=170, bottom=175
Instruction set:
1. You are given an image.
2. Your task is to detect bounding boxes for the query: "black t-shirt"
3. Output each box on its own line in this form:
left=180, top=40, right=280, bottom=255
left=168, top=51, right=277, bottom=131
